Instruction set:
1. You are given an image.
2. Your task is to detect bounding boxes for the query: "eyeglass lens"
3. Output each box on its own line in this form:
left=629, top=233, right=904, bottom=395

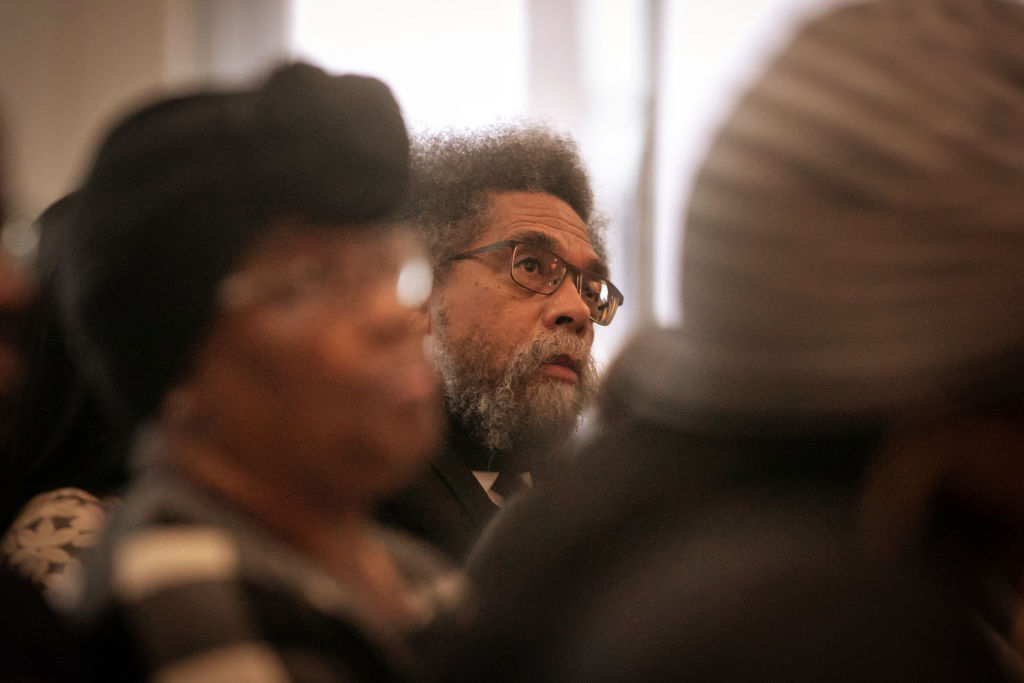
left=510, top=243, right=620, bottom=325
left=219, top=233, right=432, bottom=313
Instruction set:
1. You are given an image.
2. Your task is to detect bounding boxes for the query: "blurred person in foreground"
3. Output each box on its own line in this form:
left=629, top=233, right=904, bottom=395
left=0, top=132, right=36, bottom=446
left=57, top=63, right=464, bottom=682
left=1, top=191, right=127, bottom=601
left=0, top=117, right=83, bottom=682
left=454, top=0, right=1024, bottom=680
left=377, top=125, right=622, bottom=560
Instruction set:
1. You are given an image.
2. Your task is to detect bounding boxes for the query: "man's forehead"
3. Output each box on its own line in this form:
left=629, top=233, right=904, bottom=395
left=482, top=191, right=602, bottom=269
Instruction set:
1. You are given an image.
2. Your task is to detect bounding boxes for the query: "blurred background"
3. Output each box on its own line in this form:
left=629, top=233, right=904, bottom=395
left=0, top=0, right=840, bottom=364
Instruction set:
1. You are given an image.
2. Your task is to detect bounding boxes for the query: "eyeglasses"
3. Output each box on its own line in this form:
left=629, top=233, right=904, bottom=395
left=450, top=240, right=623, bottom=325
left=218, top=233, right=433, bottom=313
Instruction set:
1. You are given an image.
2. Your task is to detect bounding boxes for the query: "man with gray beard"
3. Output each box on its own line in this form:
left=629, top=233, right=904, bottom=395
left=377, top=123, right=622, bottom=561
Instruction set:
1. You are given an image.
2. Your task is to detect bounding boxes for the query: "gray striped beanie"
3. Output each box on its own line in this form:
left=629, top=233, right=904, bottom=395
left=610, top=0, right=1024, bottom=434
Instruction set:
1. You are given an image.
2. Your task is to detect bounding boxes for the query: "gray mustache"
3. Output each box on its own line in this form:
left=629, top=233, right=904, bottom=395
left=505, top=333, right=595, bottom=383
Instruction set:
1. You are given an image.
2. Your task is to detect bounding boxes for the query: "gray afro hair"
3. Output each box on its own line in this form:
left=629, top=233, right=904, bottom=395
left=404, top=122, right=607, bottom=277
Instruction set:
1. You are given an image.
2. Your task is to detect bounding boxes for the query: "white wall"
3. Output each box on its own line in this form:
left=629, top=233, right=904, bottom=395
left=0, top=0, right=288, bottom=224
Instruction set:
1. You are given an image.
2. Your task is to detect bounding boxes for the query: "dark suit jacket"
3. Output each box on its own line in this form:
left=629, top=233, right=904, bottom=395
left=377, top=417, right=500, bottom=561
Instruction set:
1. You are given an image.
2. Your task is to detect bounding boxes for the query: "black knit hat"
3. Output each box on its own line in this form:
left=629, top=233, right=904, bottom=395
left=56, top=62, right=410, bottom=426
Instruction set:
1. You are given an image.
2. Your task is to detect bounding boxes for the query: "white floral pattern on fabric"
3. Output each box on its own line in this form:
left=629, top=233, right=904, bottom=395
left=1, top=487, right=115, bottom=599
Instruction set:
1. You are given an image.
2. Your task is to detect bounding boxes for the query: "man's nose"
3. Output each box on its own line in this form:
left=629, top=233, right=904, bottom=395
left=541, top=276, right=591, bottom=337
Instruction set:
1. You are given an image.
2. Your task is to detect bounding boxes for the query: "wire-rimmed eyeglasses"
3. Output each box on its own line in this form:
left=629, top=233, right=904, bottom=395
left=450, top=240, right=623, bottom=325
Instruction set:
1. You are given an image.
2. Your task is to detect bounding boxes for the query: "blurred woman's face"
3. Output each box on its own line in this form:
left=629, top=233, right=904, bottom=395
left=184, top=220, right=441, bottom=510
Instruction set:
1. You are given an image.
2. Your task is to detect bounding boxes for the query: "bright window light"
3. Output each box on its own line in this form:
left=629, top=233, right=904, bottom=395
left=289, top=0, right=528, bottom=133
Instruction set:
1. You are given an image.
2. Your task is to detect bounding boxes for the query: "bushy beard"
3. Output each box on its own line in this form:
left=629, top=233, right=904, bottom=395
left=432, top=321, right=598, bottom=454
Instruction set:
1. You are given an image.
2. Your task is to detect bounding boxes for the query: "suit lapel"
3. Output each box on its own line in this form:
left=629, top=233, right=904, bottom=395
left=430, top=445, right=499, bottom=526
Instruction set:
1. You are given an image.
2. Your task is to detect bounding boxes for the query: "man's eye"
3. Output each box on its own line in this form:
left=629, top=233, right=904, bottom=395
left=516, top=257, right=541, bottom=274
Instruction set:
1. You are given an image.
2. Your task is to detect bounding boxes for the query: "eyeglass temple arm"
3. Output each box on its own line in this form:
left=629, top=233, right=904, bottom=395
left=449, top=240, right=518, bottom=261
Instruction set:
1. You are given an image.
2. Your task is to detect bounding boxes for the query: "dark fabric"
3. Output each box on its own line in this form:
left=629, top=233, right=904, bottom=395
left=0, top=276, right=127, bottom=535
left=0, top=565, right=84, bottom=681
left=449, top=416, right=1014, bottom=682
left=544, top=521, right=1003, bottom=683
left=69, top=469, right=464, bottom=683
left=56, top=62, right=410, bottom=426
left=488, top=458, right=528, bottom=500
left=378, top=416, right=500, bottom=562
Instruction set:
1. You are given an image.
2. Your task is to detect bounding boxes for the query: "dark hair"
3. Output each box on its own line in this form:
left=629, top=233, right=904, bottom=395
left=406, top=123, right=606, bottom=278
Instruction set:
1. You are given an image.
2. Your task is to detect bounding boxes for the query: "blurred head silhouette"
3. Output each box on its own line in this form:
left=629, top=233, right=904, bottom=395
left=607, top=0, right=1024, bottom=534
left=57, top=62, right=441, bottom=516
left=0, top=191, right=126, bottom=536
left=0, top=124, right=36, bottom=445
